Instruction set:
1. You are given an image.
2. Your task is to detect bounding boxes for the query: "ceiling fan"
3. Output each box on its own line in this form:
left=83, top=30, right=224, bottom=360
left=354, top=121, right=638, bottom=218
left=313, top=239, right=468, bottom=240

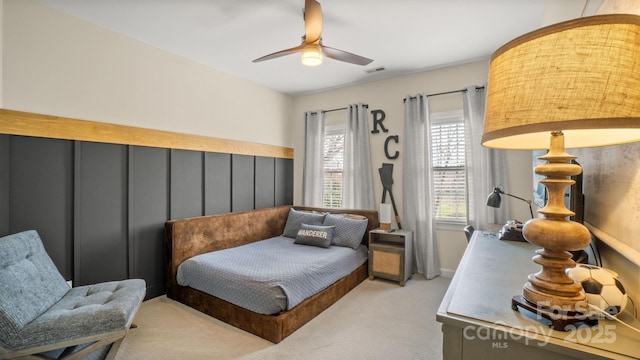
left=252, top=0, right=373, bottom=66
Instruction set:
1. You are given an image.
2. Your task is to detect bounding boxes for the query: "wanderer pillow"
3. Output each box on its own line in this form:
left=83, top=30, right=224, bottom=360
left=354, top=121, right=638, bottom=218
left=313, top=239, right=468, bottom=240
left=294, top=223, right=335, bottom=248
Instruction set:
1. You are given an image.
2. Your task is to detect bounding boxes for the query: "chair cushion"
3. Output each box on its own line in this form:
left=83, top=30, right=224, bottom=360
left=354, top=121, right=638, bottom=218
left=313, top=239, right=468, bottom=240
left=3, top=279, right=146, bottom=350
left=0, top=230, right=69, bottom=343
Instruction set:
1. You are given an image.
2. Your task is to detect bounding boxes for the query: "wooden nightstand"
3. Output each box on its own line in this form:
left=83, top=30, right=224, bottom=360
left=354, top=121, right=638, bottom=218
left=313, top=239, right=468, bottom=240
left=368, top=229, right=413, bottom=286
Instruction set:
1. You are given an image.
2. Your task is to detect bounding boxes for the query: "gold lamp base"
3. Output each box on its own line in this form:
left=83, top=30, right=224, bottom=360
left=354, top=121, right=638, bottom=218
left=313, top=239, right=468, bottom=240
left=513, top=132, right=595, bottom=329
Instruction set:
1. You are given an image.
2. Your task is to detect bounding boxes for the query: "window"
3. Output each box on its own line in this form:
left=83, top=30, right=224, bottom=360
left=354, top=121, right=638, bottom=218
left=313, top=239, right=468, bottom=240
left=323, top=125, right=345, bottom=208
left=431, top=110, right=466, bottom=222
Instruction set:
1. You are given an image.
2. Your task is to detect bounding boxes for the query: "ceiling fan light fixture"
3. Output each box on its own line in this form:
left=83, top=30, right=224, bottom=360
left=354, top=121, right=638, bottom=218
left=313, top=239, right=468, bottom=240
left=301, top=46, right=322, bottom=66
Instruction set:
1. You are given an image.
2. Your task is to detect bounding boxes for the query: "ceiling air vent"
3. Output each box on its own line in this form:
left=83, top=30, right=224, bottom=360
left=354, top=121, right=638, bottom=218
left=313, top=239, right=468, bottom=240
left=365, top=67, right=386, bottom=74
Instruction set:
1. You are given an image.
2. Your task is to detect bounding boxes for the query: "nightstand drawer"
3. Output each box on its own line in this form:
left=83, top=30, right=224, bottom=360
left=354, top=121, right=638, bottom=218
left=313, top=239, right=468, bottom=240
left=371, top=245, right=403, bottom=277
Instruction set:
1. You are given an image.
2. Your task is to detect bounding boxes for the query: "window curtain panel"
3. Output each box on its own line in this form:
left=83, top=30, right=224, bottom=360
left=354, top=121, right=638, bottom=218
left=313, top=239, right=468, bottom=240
left=342, top=103, right=375, bottom=210
left=463, top=86, right=509, bottom=229
left=403, top=94, right=440, bottom=279
left=302, top=111, right=325, bottom=207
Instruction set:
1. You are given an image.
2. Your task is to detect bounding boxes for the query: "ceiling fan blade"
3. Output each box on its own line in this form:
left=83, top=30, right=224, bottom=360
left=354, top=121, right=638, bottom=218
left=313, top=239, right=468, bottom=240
left=252, top=44, right=305, bottom=63
left=321, top=45, right=374, bottom=66
left=304, top=0, right=322, bottom=43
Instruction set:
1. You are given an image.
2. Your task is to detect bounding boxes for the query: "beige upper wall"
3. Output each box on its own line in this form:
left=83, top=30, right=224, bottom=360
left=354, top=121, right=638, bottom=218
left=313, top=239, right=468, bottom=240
left=2, top=0, right=293, bottom=148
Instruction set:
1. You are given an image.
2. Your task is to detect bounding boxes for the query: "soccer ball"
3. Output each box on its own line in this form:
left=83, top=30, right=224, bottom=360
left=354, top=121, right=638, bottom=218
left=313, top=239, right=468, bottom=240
left=567, top=264, right=628, bottom=317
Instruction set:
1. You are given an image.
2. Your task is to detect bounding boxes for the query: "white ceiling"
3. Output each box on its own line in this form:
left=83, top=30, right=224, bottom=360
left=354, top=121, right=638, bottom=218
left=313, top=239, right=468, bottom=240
left=36, top=0, right=595, bottom=96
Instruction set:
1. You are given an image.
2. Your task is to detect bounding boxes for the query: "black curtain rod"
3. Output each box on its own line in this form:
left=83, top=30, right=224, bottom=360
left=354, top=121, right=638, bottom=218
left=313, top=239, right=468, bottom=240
left=323, top=107, right=347, bottom=113
left=322, top=104, right=369, bottom=113
left=403, top=86, right=485, bottom=102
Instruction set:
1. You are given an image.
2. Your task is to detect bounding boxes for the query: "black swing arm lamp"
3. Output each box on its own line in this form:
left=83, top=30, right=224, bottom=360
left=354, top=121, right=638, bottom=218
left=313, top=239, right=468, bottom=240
left=486, top=186, right=534, bottom=219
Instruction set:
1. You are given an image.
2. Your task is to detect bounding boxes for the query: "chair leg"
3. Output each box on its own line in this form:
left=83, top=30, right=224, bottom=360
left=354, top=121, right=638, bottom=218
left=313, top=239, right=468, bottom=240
left=6, top=333, right=126, bottom=360
left=13, top=355, right=56, bottom=360
left=103, top=337, right=125, bottom=360
left=60, top=335, right=122, bottom=360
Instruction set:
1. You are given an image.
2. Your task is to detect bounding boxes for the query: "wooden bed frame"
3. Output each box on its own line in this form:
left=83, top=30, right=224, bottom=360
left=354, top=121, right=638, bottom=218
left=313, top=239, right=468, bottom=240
left=165, top=205, right=379, bottom=343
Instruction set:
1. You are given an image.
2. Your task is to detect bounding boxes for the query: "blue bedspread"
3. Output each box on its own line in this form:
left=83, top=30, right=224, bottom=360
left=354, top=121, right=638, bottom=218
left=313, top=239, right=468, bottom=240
left=176, top=236, right=368, bottom=315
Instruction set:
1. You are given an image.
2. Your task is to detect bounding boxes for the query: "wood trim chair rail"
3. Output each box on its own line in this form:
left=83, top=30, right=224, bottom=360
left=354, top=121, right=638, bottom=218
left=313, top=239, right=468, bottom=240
left=0, top=109, right=293, bottom=159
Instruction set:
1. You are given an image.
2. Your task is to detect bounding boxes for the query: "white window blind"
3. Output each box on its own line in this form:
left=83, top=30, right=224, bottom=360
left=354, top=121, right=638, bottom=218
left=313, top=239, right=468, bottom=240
left=431, top=111, right=466, bottom=222
left=323, top=125, right=345, bottom=208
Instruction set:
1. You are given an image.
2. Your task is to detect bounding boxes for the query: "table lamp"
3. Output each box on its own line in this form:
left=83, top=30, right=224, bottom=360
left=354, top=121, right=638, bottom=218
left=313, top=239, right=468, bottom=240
left=482, top=14, right=640, bottom=329
left=379, top=203, right=392, bottom=231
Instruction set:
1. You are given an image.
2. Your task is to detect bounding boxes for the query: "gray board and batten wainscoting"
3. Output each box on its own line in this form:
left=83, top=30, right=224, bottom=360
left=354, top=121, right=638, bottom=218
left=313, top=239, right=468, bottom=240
left=0, top=110, right=293, bottom=300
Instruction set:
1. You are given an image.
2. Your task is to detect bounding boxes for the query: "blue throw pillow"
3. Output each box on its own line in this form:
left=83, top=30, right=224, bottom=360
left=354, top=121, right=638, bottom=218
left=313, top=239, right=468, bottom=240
left=282, top=208, right=327, bottom=238
left=294, top=224, right=335, bottom=248
left=323, top=213, right=368, bottom=249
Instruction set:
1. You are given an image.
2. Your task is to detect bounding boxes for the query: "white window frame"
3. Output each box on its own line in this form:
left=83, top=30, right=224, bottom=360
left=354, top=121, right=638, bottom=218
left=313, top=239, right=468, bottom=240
left=430, top=110, right=467, bottom=228
left=322, top=124, right=345, bottom=208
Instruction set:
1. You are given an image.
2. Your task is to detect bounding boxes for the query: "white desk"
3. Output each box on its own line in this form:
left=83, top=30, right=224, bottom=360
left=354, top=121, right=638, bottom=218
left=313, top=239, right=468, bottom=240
left=436, top=231, right=640, bottom=360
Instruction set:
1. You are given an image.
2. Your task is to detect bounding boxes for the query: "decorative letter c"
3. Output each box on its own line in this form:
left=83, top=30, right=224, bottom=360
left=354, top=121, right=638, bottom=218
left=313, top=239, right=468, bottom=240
left=384, top=135, right=399, bottom=160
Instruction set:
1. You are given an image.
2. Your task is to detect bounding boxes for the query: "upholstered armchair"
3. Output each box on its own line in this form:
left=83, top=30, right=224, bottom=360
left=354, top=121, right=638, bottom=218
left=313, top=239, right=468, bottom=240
left=0, top=230, right=145, bottom=360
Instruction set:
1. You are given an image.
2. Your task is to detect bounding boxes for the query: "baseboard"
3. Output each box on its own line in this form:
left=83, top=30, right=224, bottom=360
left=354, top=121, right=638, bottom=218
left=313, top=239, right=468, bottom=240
left=440, top=268, right=456, bottom=278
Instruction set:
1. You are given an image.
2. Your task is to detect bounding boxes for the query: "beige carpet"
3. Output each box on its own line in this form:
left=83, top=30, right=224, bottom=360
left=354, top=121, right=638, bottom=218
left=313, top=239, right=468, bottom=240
left=115, top=275, right=451, bottom=360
